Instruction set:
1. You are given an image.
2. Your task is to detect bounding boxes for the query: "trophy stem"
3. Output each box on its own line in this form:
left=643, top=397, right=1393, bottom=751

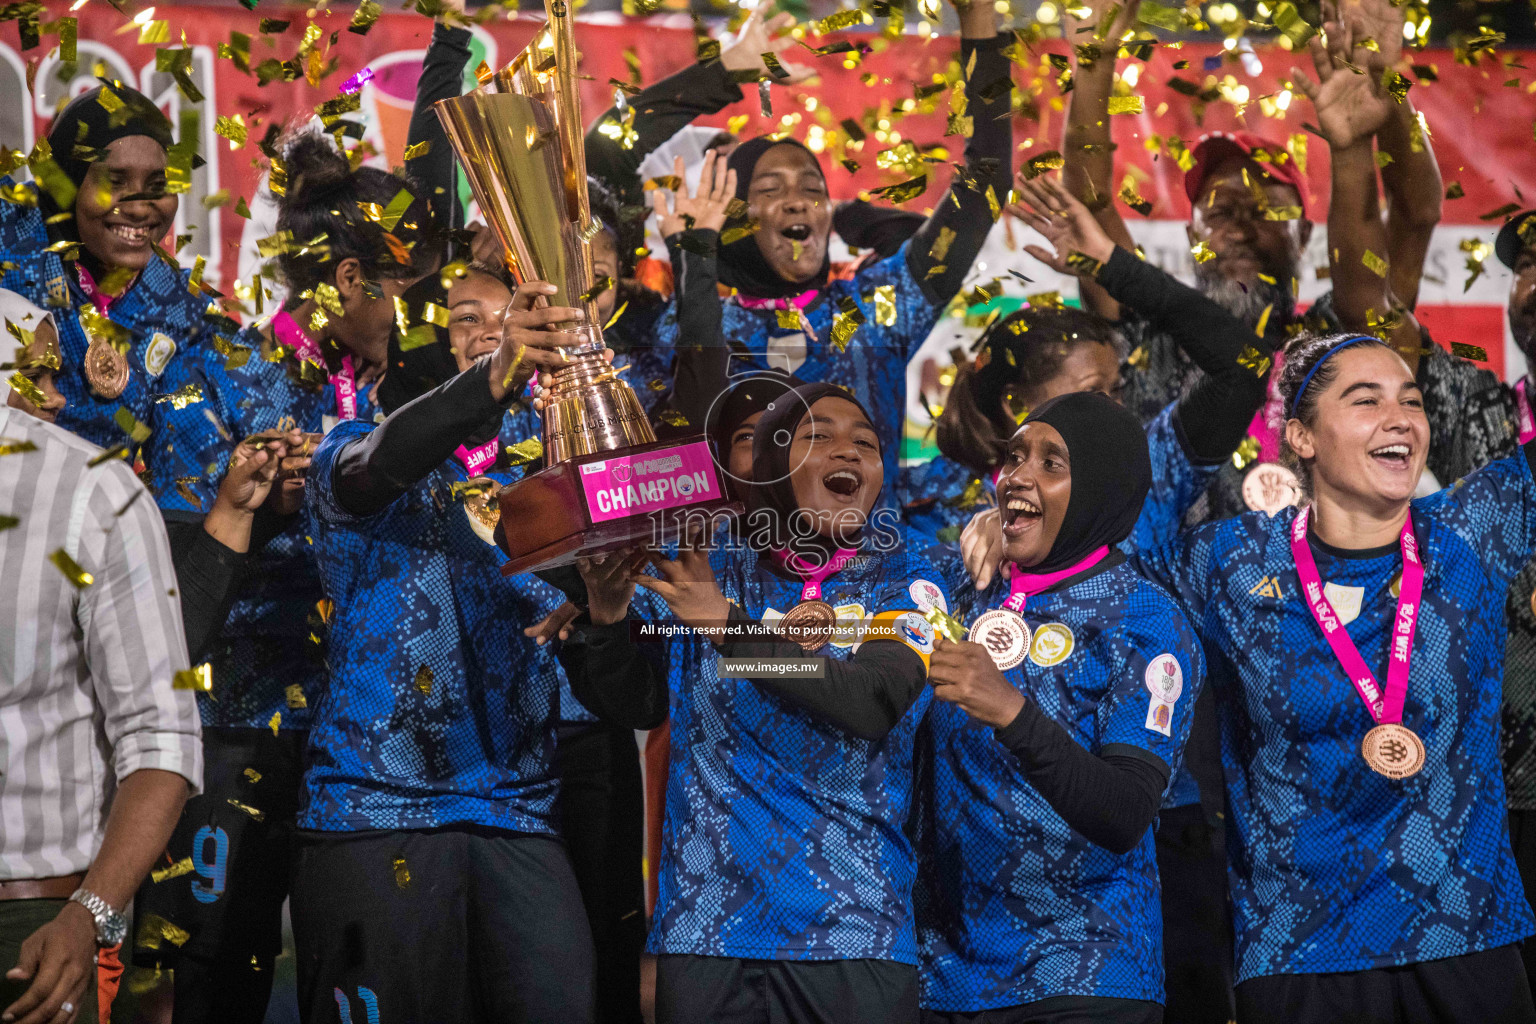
left=540, top=325, right=657, bottom=463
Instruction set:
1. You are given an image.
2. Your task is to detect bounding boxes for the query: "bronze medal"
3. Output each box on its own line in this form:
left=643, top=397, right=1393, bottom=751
left=1529, top=584, right=1536, bottom=621
left=1241, top=462, right=1302, bottom=515
left=84, top=334, right=130, bottom=400
left=778, top=599, right=837, bottom=651
left=967, top=609, right=1030, bottom=670
left=462, top=478, right=502, bottom=546
left=1360, top=723, right=1426, bottom=779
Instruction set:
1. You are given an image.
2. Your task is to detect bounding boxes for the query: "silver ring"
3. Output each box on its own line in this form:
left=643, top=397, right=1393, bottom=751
left=61, top=1001, right=74, bottom=1014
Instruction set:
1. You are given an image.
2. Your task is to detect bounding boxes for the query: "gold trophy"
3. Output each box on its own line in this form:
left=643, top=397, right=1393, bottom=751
left=436, top=1, right=739, bottom=574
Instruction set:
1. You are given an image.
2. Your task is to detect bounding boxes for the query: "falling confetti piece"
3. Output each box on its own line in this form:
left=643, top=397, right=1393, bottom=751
left=153, top=383, right=205, bottom=409
left=174, top=664, right=212, bottom=691
left=1024, top=152, right=1064, bottom=179
left=874, top=285, right=896, bottom=327
left=268, top=711, right=281, bottom=735
left=393, top=857, right=412, bottom=888
left=285, top=683, right=308, bottom=709
left=151, top=858, right=194, bottom=883
left=226, top=798, right=266, bottom=822
left=1362, top=250, right=1389, bottom=278
left=7, top=373, right=46, bottom=409
left=49, top=549, right=92, bottom=588
left=414, top=665, right=434, bottom=695
left=1190, top=241, right=1216, bottom=264
left=1231, top=435, right=1261, bottom=470
left=136, top=914, right=191, bottom=950
left=1451, top=342, right=1489, bottom=361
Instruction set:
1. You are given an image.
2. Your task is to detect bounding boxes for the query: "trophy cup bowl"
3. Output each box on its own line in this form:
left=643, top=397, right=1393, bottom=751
left=436, top=7, right=740, bottom=575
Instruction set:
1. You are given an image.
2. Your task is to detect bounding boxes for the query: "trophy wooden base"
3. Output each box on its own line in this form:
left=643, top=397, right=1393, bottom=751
left=496, top=434, right=742, bottom=575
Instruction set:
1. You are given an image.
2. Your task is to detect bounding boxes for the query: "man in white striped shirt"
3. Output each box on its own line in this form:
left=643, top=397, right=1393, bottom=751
left=0, top=297, right=202, bottom=1024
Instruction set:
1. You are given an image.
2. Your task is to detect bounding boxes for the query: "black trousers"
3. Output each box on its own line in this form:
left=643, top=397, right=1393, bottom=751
left=655, top=953, right=918, bottom=1024
left=1234, top=944, right=1536, bottom=1024
left=132, top=726, right=305, bottom=1024
left=921, top=995, right=1162, bottom=1024
left=290, top=825, right=594, bottom=1024
left=1155, top=803, right=1236, bottom=1024
left=1511, top=809, right=1536, bottom=1000
left=556, top=722, right=646, bottom=1024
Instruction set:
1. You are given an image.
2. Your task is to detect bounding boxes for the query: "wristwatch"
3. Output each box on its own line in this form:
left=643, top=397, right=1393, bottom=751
left=68, top=888, right=128, bottom=947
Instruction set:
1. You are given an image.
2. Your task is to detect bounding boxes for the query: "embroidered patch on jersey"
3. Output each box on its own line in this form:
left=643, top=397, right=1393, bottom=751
left=1248, top=575, right=1285, bottom=600
left=1028, top=623, right=1074, bottom=667
left=1323, top=582, right=1364, bottom=626
left=1145, top=696, right=1174, bottom=737
left=144, top=332, right=177, bottom=377
left=909, top=579, right=947, bottom=614
left=1144, top=653, right=1184, bottom=703
left=830, top=603, right=867, bottom=649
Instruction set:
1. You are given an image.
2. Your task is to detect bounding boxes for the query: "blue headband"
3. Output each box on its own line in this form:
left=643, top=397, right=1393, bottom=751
left=1290, top=335, right=1377, bottom=418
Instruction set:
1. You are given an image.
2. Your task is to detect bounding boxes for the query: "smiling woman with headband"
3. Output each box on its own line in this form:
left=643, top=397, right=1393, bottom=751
left=913, top=390, right=1205, bottom=1024
left=0, top=80, right=219, bottom=450
left=559, top=380, right=951, bottom=1024
left=1129, top=329, right=1536, bottom=1024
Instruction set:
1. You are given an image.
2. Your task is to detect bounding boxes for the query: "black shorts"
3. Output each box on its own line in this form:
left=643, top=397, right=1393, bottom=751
left=132, top=725, right=304, bottom=969
left=1155, top=803, right=1235, bottom=1024
left=655, top=954, right=918, bottom=1024
left=920, top=995, right=1162, bottom=1024
left=1234, top=944, right=1536, bottom=1024
left=289, top=825, right=594, bottom=1024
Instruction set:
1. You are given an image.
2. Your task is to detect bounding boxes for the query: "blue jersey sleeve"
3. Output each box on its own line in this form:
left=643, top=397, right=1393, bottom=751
left=1421, top=446, right=1536, bottom=593
left=1127, top=519, right=1225, bottom=627
left=1126, top=401, right=1220, bottom=554
left=1095, top=600, right=1205, bottom=775
left=147, top=348, right=231, bottom=515
left=306, top=418, right=376, bottom=529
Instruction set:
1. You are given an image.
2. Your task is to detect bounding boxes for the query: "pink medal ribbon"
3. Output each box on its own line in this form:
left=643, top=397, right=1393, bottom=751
left=272, top=310, right=358, bottom=421
left=1290, top=507, right=1423, bottom=725
left=75, top=264, right=136, bottom=313
left=454, top=438, right=500, bottom=476
left=1001, top=545, right=1111, bottom=613
left=1516, top=376, right=1535, bottom=444
left=736, top=289, right=821, bottom=343
left=771, top=546, right=858, bottom=601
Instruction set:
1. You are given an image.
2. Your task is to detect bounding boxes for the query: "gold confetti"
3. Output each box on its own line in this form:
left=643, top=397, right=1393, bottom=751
left=153, top=384, right=205, bottom=409
left=1190, top=241, right=1216, bottom=264
left=0, top=440, right=38, bottom=456
left=1481, top=202, right=1521, bottom=222
left=285, top=683, right=308, bottom=709
left=1119, top=179, right=1152, bottom=216
left=136, top=914, right=191, bottom=951
left=49, top=548, right=92, bottom=588
left=244, top=768, right=263, bottom=784
left=174, top=664, right=212, bottom=691
left=414, top=665, right=434, bottom=695
left=1362, top=250, right=1389, bottom=278
left=720, top=219, right=760, bottom=246
left=643, top=175, right=683, bottom=192
left=349, top=0, right=382, bottom=33
left=215, top=115, right=247, bottom=149
left=1263, top=206, right=1303, bottom=221
left=7, top=373, right=46, bottom=409
left=813, top=8, right=863, bottom=33
left=1107, top=95, right=1144, bottom=115
left=930, top=226, right=956, bottom=262
left=267, top=711, right=281, bottom=735
left=393, top=857, right=412, bottom=889
left=874, top=285, right=896, bottom=327
left=1451, top=342, right=1489, bottom=362
left=151, top=858, right=194, bottom=883
left=579, top=277, right=614, bottom=305
left=504, top=438, right=544, bottom=467
left=1024, top=152, right=1064, bottom=180
left=1254, top=305, right=1274, bottom=338
left=869, top=176, right=928, bottom=204
left=1237, top=344, right=1272, bottom=377
left=226, top=798, right=266, bottom=822
left=1231, top=435, right=1261, bottom=470
left=1026, top=290, right=1064, bottom=310
left=1065, top=252, right=1103, bottom=277
left=776, top=309, right=802, bottom=330
left=924, top=605, right=966, bottom=644
left=1445, top=182, right=1465, bottom=200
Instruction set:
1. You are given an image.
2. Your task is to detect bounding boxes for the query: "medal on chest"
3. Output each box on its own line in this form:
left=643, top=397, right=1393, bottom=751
left=83, top=331, right=130, bottom=399
left=1291, top=508, right=1427, bottom=779
left=458, top=477, right=502, bottom=545
left=771, top=546, right=857, bottom=652
left=1242, top=461, right=1303, bottom=515
left=969, top=546, right=1108, bottom=670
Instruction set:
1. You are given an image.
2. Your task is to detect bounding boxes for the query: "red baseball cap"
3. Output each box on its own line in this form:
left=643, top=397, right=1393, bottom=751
left=1183, top=131, right=1311, bottom=220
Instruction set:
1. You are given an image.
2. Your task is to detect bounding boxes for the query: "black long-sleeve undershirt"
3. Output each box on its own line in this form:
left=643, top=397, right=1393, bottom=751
left=163, top=512, right=246, bottom=664
left=332, top=357, right=517, bottom=518
left=1096, top=245, right=1275, bottom=465
left=905, top=32, right=1014, bottom=307
left=558, top=603, right=929, bottom=741
left=993, top=702, right=1169, bottom=855
left=664, top=227, right=729, bottom=430
left=406, top=22, right=474, bottom=232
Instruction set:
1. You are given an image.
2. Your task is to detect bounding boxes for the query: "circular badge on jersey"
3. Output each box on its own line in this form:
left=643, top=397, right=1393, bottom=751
left=1028, top=623, right=1075, bottom=667
left=461, top=478, right=502, bottom=546
left=144, top=332, right=177, bottom=378
left=968, top=610, right=1029, bottom=670
left=909, top=579, right=947, bottom=615
left=1144, top=653, right=1183, bottom=703
left=1242, top=462, right=1302, bottom=515
left=830, top=603, right=867, bottom=649
left=1360, top=722, right=1425, bottom=780
left=896, top=611, right=936, bottom=656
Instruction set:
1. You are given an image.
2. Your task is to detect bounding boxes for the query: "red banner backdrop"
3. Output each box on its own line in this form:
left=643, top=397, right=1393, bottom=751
left=3, top=5, right=1534, bottom=369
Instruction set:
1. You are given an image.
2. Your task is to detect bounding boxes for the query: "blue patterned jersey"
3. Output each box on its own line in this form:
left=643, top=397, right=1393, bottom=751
left=917, top=561, right=1204, bottom=1010
left=0, top=182, right=213, bottom=449
left=301, top=416, right=566, bottom=834
left=900, top=453, right=994, bottom=547
left=629, top=242, right=940, bottom=510
left=639, top=546, right=947, bottom=963
left=144, top=322, right=382, bottom=731
left=1131, top=451, right=1536, bottom=981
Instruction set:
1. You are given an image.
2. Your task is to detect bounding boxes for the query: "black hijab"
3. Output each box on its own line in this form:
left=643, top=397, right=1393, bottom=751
left=719, top=137, right=832, bottom=299
left=1018, top=391, right=1151, bottom=573
left=39, top=81, right=199, bottom=239
left=749, top=381, right=881, bottom=552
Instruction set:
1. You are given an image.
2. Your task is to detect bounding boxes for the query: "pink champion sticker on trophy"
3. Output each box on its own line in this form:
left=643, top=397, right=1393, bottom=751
left=578, top=441, right=722, bottom=523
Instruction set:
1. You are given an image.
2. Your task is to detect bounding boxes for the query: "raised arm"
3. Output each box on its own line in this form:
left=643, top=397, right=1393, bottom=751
left=1060, top=0, right=1142, bottom=320
left=906, top=0, right=1012, bottom=306
left=584, top=6, right=807, bottom=208
left=1294, top=9, right=1423, bottom=373
left=405, top=0, right=474, bottom=231
left=558, top=550, right=669, bottom=730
